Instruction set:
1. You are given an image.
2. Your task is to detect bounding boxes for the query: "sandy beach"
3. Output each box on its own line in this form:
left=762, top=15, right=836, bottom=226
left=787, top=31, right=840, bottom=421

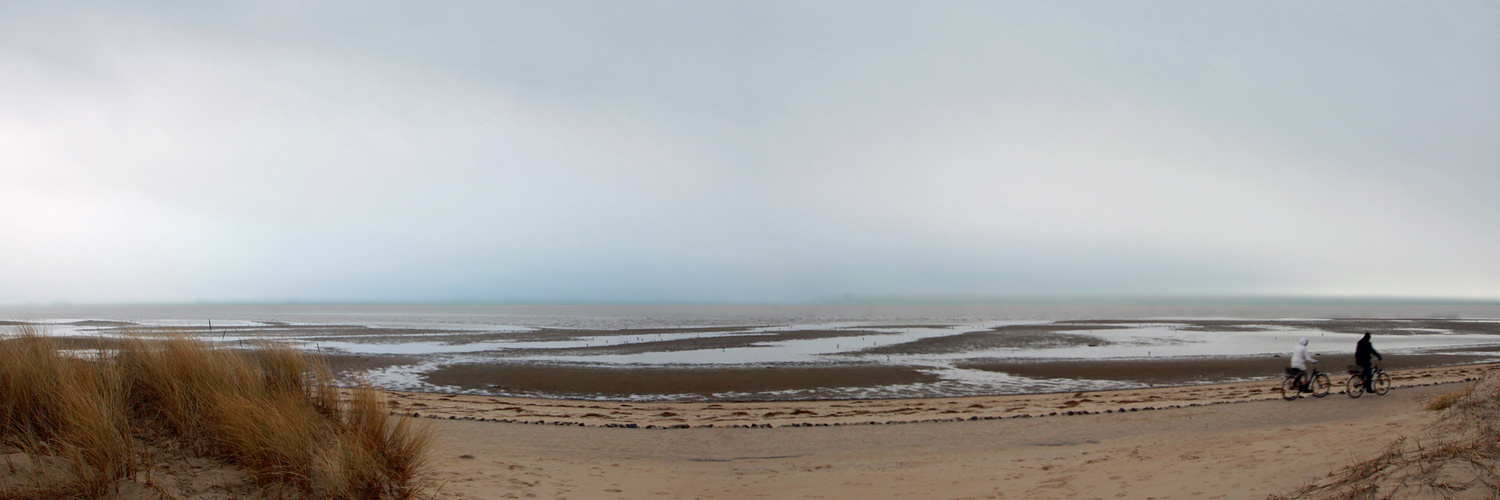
left=7, top=312, right=1500, bottom=497
left=401, top=362, right=1493, bottom=499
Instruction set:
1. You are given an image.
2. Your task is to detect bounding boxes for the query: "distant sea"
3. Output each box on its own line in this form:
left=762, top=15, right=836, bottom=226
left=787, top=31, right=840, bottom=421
left=6, top=304, right=1500, bottom=401
left=6, top=303, right=1500, bottom=331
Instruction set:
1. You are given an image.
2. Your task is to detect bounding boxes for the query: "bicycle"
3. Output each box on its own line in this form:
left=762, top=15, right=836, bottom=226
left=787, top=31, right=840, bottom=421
left=1344, top=364, right=1391, bottom=398
left=1281, top=366, right=1331, bottom=400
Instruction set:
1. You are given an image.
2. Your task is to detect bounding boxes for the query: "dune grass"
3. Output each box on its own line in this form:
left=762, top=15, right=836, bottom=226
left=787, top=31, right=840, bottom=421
left=1277, top=371, right=1500, bottom=499
left=0, top=326, right=433, bottom=498
left=1424, top=382, right=1475, bottom=412
left=0, top=324, right=134, bottom=498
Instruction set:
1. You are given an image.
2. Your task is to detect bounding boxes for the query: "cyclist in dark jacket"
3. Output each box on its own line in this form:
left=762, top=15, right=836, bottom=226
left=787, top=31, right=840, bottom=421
left=1355, top=332, right=1383, bottom=392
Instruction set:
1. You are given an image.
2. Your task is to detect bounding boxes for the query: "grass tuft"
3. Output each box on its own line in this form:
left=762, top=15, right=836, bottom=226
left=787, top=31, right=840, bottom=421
left=1, top=326, right=434, bottom=498
left=1425, top=382, right=1475, bottom=412
left=0, top=325, right=134, bottom=497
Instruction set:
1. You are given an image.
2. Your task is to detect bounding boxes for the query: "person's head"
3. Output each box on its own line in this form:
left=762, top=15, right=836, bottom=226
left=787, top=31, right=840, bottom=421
left=1363, top=331, right=1372, bottom=341
left=1299, top=338, right=1309, bottom=346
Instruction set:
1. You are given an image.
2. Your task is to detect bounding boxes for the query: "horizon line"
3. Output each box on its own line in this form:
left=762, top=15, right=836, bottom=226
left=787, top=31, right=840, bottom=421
left=4, top=294, right=1500, bottom=308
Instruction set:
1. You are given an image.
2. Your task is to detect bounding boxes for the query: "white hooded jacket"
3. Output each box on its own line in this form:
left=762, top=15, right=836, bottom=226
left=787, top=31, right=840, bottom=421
left=1290, top=338, right=1317, bottom=371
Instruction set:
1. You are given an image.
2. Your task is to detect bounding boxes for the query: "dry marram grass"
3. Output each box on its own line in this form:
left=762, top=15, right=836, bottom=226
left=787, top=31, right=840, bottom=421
left=1425, top=382, right=1476, bottom=412
left=0, top=326, right=434, bottom=498
left=0, top=324, right=133, bottom=498
left=1277, top=370, right=1500, bottom=499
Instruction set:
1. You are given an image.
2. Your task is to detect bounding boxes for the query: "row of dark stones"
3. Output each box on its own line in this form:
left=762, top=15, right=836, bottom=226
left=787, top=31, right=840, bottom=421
left=389, top=404, right=1188, bottom=428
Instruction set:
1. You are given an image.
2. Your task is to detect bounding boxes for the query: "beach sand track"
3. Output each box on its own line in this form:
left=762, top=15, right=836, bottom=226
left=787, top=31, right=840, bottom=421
left=416, top=368, right=1489, bottom=499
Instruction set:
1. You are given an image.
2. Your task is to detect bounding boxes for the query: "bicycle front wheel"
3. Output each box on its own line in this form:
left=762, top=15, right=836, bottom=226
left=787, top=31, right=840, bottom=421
left=1346, top=376, right=1364, bottom=398
left=1312, top=373, right=1332, bottom=398
left=1374, top=372, right=1391, bottom=395
left=1281, top=377, right=1299, bottom=400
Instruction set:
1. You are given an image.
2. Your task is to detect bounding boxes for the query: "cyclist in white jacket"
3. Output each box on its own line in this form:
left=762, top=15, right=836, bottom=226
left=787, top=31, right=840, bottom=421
left=1290, top=338, right=1318, bottom=392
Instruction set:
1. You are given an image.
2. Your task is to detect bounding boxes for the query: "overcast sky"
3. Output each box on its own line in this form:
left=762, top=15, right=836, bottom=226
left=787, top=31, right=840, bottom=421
left=2, top=1, right=1498, bottom=305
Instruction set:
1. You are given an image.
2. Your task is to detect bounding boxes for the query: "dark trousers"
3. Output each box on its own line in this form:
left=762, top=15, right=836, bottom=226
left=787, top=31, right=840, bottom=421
left=1358, top=363, right=1373, bottom=391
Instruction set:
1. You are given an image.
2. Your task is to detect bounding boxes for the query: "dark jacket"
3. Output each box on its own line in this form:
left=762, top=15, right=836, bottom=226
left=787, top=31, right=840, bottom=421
left=1355, top=334, right=1382, bottom=365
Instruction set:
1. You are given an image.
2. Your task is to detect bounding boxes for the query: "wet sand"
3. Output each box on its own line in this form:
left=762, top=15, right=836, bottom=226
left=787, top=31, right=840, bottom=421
left=490, top=329, right=891, bottom=357
left=1061, top=317, right=1500, bottom=336
left=854, top=323, right=1130, bottom=355
left=15, top=317, right=1500, bottom=401
left=420, top=362, right=940, bottom=399
left=317, top=347, right=1497, bottom=401
left=959, top=351, right=1499, bottom=385
left=326, top=319, right=1500, bottom=400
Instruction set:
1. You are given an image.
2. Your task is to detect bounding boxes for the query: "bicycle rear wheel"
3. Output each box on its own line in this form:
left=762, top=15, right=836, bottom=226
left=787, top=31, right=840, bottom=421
left=1374, top=372, right=1391, bottom=395
left=1312, top=373, right=1332, bottom=398
left=1281, top=377, right=1299, bottom=400
left=1346, top=376, right=1364, bottom=398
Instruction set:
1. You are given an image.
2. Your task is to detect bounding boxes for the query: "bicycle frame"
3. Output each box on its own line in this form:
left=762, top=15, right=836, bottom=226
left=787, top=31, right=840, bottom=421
left=1345, top=365, right=1389, bottom=398
left=1283, top=367, right=1331, bottom=400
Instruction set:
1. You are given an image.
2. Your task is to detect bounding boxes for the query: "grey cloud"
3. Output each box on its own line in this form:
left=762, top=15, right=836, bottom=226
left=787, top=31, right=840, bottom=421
left=2, top=2, right=1498, bottom=303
